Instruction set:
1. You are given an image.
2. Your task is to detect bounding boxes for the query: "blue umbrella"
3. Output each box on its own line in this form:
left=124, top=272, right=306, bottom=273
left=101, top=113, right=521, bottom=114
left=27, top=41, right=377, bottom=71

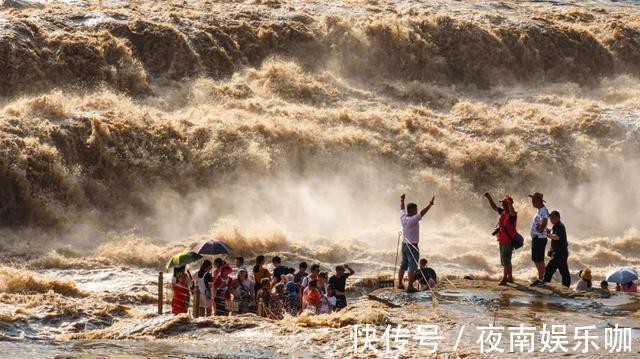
left=605, top=267, right=638, bottom=284
left=190, top=240, right=232, bottom=256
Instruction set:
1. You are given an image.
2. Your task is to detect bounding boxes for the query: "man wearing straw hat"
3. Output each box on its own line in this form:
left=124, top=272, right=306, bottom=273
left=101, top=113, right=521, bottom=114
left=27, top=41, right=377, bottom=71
left=399, top=193, right=435, bottom=293
left=528, top=192, right=549, bottom=287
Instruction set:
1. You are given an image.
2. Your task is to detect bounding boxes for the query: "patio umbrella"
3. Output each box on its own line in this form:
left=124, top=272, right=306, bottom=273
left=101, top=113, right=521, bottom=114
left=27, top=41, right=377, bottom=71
left=605, top=267, right=638, bottom=284
left=166, top=251, right=202, bottom=269
left=190, top=240, right=232, bottom=256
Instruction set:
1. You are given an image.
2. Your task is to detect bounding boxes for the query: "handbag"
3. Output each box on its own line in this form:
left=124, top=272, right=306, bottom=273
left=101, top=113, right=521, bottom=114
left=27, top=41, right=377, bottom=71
left=500, top=219, right=524, bottom=250
left=225, top=300, right=239, bottom=313
left=511, top=232, right=524, bottom=250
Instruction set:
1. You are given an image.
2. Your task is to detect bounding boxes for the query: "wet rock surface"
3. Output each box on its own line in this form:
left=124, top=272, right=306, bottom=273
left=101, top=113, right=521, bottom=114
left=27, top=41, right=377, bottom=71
left=368, top=287, right=433, bottom=307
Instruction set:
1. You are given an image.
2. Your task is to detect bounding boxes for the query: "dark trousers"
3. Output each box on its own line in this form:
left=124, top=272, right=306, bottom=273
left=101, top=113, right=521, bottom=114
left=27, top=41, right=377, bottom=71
left=335, top=295, right=347, bottom=310
left=214, top=296, right=226, bottom=315
left=543, top=254, right=571, bottom=287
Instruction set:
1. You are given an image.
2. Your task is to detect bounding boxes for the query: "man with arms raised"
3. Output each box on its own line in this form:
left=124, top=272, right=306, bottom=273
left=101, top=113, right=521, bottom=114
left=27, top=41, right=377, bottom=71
left=399, top=193, right=435, bottom=293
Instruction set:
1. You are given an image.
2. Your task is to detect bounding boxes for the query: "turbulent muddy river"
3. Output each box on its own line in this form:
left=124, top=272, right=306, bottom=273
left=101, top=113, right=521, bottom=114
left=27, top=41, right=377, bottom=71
left=1, top=0, right=640, bottom=357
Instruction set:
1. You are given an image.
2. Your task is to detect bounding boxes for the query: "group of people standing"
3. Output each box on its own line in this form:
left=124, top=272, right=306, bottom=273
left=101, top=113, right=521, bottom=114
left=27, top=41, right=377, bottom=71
left=484, top=192, right=570, bottom=287
left=484, top=191, right=637, bottom=292
left=397, top=191, right=572, bottom=290
left=170, top=190, right=636, bottom=320
left=171, top=255, right=355, bottom=318
left=400, top=191, right=637, bottom=293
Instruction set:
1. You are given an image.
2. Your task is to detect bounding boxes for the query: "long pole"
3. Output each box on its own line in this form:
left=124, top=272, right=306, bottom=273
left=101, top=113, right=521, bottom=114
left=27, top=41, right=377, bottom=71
left=393, top=231, right=402, bottom=287
left=403, top=240, right=439, bottom=307
left=157, top=272, right=163, bottom=315
left=193, top=287, right=200, bottom=318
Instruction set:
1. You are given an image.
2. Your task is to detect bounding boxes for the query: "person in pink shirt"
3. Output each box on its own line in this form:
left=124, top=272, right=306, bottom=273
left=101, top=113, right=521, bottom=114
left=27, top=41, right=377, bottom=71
left=620, top=281, right=638, bottom=293
left=213, top=264, right=232, bottom=315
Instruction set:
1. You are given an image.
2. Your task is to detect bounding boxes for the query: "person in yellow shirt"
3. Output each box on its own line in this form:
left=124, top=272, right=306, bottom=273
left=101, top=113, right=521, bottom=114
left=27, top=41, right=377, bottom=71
left=252, top=255, right=271, bottom=294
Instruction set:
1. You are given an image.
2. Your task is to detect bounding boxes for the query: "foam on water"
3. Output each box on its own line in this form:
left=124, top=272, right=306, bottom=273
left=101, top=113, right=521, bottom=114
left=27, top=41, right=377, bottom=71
left=2, top=0, right=640, bottom=355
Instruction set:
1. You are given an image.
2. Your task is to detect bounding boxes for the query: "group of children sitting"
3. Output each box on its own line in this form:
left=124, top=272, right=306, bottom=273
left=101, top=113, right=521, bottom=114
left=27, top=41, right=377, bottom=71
left=171, top=255, right=355, bottom=319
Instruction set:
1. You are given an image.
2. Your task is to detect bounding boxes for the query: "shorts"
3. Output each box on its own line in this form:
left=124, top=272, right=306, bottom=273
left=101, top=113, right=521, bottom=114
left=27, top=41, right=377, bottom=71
left=400, top=243, right=420, bottom=272
left=531, top=237, right=548, bottom=262
left=499, top=243, right=513, bottom=267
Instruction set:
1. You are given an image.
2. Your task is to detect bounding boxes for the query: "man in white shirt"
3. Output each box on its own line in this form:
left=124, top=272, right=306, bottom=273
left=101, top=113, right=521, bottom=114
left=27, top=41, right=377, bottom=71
left=399, top=193, right=435, bottom=293
left=528, top=192, right=549, bottom=286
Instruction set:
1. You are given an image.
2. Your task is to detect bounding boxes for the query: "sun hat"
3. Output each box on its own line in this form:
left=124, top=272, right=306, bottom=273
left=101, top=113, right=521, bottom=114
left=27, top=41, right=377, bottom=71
left=528, top=192, right=546, bottom=202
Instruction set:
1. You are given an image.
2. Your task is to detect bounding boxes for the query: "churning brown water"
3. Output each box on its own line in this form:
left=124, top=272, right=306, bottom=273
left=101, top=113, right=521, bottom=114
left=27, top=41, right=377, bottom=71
left=1, top=0, right=640, bottom=357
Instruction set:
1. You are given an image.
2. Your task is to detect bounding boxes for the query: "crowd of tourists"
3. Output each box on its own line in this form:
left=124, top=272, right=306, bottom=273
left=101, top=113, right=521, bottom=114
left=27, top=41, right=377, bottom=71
left=171, top=256, right=355, bottom=318
left=170, top=190, right=637, bottom=317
